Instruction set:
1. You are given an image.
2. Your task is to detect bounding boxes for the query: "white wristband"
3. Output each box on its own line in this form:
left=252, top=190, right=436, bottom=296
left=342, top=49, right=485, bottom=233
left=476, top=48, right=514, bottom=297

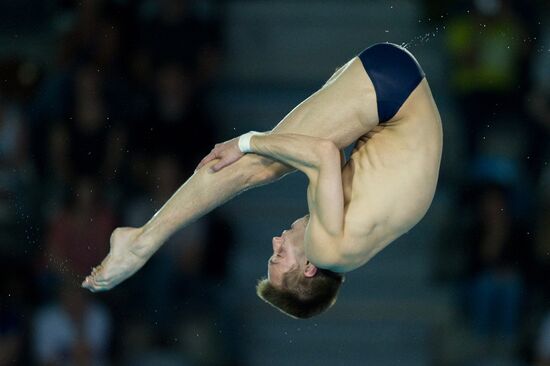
left=238, top=131, right=263, bottom=153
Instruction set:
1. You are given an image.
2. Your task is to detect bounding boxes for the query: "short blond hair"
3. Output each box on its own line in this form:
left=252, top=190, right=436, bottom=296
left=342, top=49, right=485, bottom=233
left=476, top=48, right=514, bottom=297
left=256, top=267, right=344, bottom=319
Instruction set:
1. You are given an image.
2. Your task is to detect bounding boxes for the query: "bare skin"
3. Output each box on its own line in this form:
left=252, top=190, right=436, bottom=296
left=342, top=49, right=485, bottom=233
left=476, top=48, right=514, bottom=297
left=82, top=53, right=442, bottom=291
left=268, top=216, right=318, bottom=288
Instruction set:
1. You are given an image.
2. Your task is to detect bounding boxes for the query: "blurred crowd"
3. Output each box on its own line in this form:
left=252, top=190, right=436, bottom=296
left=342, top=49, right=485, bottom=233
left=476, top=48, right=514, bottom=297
left=430, top=0, right=550, bottom=364
left=0, top=0, right=548, bottom=365
left=0, top=1, right=241, bottom=365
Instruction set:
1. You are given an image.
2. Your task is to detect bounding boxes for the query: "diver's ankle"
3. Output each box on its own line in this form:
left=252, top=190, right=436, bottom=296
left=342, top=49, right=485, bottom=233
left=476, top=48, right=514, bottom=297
left=134, top=224, right=164, bottom=258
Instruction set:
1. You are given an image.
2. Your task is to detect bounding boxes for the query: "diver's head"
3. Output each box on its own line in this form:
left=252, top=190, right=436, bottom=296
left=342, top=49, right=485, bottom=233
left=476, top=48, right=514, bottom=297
left=256, top=215, right=345, bottom=319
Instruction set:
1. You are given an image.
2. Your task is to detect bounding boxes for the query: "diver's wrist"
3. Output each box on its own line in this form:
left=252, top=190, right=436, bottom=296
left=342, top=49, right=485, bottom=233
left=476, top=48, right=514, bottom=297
left=238, top=131, right=264, bottom=153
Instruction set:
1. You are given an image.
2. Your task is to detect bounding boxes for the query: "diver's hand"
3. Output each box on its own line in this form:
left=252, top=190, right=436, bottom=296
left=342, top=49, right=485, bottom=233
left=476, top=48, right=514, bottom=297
left=195, top=137, right=244, bottom=172
left=82, top=227, right=151, bottom=292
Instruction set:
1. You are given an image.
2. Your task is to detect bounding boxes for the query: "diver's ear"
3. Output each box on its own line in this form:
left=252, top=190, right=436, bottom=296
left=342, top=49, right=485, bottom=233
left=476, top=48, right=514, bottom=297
left=304, top=261, right=318, bottom=278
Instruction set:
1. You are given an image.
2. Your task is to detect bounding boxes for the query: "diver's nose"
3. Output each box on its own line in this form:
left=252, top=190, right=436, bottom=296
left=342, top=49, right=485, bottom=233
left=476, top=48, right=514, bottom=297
left=272, top=236, right=282, bottom=251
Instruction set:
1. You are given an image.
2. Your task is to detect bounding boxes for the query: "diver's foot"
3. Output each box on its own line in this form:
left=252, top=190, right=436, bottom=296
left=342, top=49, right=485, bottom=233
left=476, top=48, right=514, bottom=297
left=82, top=227, right=151, bottom=292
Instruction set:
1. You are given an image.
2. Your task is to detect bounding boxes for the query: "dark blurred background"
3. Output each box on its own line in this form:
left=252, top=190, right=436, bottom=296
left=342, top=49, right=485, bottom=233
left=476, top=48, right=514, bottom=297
left=0, top=0, right=548, bottom=365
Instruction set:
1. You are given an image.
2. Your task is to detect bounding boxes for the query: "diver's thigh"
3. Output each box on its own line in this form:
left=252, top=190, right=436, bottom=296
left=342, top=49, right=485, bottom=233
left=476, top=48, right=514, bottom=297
left=270, top=58, right=378, bottom=148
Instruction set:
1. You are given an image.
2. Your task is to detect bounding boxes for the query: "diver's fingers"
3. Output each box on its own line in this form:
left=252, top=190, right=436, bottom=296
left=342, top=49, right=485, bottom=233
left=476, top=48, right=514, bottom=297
left=195, top=152, right=216, bottom=171
left=196, top=145, right=224, bottom=171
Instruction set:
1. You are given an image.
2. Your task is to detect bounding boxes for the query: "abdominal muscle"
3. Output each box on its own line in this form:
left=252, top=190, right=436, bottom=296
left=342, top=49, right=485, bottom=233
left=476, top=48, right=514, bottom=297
left=338, top=79, right=443, bottom=271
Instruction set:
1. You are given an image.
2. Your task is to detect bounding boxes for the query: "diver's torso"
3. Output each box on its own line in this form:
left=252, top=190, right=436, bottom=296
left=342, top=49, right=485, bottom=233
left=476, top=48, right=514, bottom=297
left=338, top=78, right=443, bottom=271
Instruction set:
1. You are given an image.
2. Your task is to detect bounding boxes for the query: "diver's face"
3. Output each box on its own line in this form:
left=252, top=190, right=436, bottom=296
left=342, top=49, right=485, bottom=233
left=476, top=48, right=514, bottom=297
left=267, top=216, right=309, bottom=288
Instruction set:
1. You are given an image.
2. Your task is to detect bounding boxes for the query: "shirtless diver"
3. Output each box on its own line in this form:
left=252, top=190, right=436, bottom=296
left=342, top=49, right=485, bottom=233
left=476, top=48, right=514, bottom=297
left=82, top=43, right=443, bottom=319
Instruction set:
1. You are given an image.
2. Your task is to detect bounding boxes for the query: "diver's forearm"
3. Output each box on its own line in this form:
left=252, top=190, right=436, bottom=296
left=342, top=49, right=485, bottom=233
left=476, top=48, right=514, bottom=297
left=250, top=133, right=332, bottom=176
left=138, top=154, right=290, bottom=254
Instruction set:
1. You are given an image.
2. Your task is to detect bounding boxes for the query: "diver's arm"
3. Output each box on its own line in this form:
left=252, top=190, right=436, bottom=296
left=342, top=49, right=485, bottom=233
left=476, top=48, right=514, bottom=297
left=250, top=133, right=345, bottom=267
left=250, top=134, right=331, bottom=176
left=251, top=134, right=344, bottom=229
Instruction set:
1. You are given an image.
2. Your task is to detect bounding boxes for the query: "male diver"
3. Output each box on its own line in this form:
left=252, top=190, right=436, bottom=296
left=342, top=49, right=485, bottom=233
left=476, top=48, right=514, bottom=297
left=83, top=43, right=443, bottom=319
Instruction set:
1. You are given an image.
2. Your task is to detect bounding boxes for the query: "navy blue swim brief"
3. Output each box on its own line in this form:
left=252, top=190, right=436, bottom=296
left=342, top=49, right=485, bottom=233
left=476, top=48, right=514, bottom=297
left=358, top=43, right=425, bottom=123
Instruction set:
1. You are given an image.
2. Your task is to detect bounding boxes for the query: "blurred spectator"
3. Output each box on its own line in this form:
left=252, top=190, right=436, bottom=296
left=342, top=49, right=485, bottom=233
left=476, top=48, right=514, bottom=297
left=0, top=91, right=35, bottom=257
left=463, top=181, right=531, bottom=352
left=148, top=62, right=215, bottom=172
left=526, top=23, right=550, bottom=180
left=68, top=64, right=126, bottom=178
left=32, top=282, right=111, bottom=366
left=0, top=262, right=30, bottom=366
left=445, top=0, right=530, bottom=158
left=0, top=94, right=29, bottom=169
left=139, top=0, right=222, bottom=75
left=535, top=310, right=550, bottom=366
left=42, top=175, right=117, bottom=283
left=121, top=154, right=238, bottom=365
left=0, top=309, right=23, bottom=366
left=5, top=1, right=231, bottom=365
left=40, top=123, right=74, bottom=218
left=530, top=177, right=550, bottom=303
left=122, top=154, right=234, bottom=300
left=518, top=164, right=550, bottom=366
left=31, top=61, right=128, bottom=220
